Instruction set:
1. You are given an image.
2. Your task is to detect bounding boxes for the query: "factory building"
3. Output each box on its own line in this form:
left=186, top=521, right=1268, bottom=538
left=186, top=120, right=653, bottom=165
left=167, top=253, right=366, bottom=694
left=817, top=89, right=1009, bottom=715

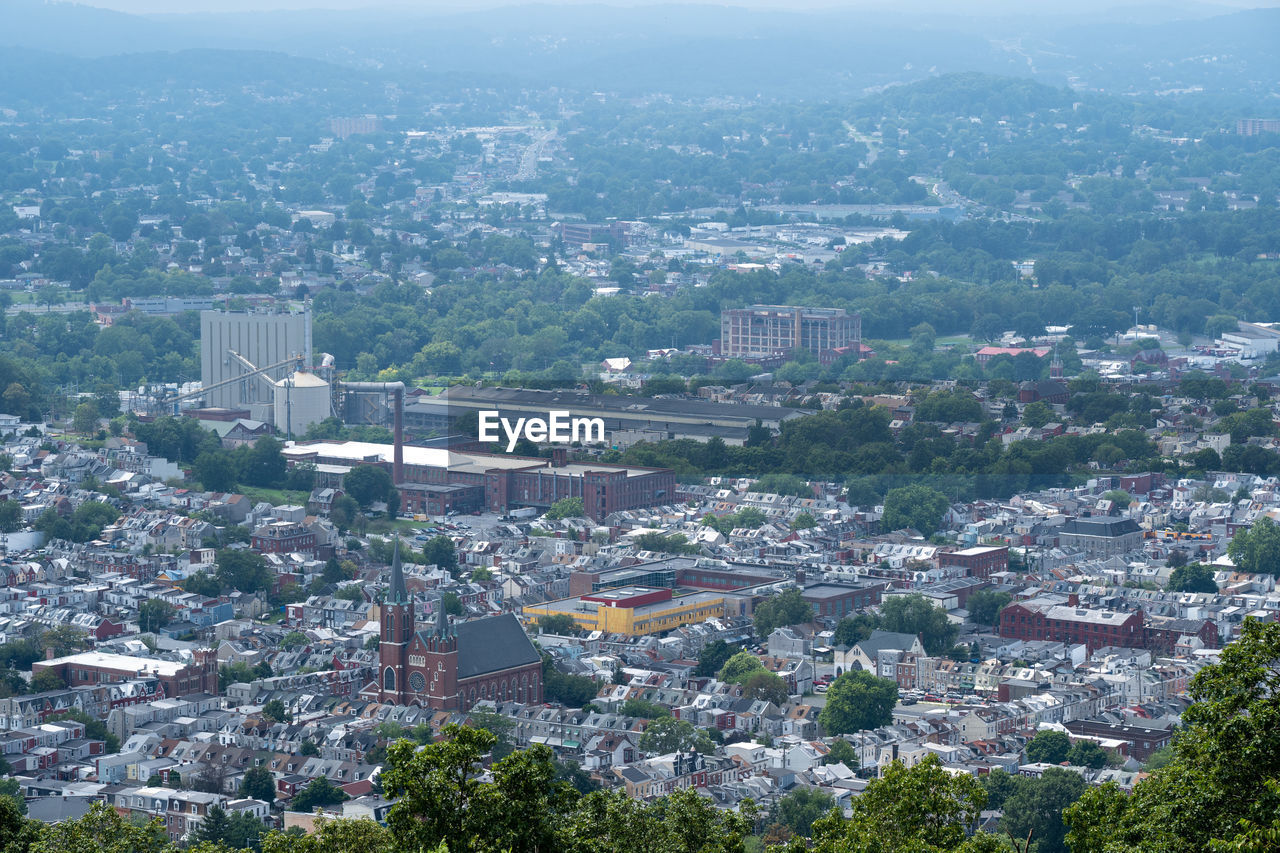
left=199, top=309, right=331, bottom=435
left=281, top=440, right=676, bottom=521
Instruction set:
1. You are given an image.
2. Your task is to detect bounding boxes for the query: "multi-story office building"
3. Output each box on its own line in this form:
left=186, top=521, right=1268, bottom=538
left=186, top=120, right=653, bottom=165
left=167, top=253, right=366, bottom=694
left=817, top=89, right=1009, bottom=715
left=719, top=305, right=860, bottom=360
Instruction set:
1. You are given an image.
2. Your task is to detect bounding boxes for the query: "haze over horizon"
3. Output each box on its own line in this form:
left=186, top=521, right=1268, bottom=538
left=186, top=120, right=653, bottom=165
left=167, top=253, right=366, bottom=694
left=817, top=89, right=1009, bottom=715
left=54, top=0, right=1280, bottom=15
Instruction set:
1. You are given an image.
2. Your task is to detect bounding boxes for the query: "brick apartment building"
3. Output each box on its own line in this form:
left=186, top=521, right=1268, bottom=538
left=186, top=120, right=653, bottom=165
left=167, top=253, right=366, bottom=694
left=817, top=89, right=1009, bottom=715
left=999, top=602, right=1144, bottom=653
left=937, top=546, right=1008, bottom=578
left=33, top=650, right=219, bottom=699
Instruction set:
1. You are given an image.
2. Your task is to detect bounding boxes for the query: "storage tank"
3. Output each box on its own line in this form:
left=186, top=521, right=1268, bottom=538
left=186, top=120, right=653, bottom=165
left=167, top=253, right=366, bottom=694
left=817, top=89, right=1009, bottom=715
left=274, top=371, right=331, bottom=438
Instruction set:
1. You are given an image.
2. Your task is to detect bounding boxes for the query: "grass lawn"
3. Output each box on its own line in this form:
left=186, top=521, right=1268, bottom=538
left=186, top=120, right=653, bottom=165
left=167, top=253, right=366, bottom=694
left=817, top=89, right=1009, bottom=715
left=238, top=485, right=311, bottom=506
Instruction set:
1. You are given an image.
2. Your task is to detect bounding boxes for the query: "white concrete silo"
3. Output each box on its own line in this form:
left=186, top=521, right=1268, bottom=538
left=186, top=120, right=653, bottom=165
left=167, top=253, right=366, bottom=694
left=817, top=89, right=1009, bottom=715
left=274, top=371, right=331, bottom=438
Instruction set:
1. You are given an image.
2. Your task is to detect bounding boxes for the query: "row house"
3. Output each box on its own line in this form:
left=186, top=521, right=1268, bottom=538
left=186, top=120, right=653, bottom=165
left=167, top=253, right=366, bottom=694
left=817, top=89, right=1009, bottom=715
left=103, top=786, right=231, bottom=842
left=613, top=751, right=750, bottom=800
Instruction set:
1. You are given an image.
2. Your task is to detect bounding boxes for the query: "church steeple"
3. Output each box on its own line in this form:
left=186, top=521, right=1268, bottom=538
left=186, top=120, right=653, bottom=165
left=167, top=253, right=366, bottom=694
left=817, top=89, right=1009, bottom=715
left=382, top=538, right=413, bottom=649
left=388, top=538, right=407, bottom=605
left=435, top=592, right=451, bottom=638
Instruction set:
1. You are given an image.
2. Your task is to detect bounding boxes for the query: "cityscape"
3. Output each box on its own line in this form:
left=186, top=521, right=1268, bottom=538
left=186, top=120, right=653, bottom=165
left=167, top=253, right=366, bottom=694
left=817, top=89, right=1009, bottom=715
left=0, top=0, right=1278, bottom=851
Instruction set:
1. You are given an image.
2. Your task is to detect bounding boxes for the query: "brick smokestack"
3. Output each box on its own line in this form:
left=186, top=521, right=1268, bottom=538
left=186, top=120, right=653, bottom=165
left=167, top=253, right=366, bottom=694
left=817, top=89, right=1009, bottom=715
left=393, top=386, right=403, bottom=485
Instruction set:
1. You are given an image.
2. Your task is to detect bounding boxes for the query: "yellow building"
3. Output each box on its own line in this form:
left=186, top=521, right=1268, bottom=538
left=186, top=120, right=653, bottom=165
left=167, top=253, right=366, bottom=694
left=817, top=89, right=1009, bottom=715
left=524, top=587, right=726, bottom=637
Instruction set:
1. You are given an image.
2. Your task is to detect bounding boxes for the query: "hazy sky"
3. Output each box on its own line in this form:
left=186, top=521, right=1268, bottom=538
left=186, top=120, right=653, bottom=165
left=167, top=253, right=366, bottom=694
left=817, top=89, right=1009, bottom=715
left=68, top=0, right=1280, bottom=15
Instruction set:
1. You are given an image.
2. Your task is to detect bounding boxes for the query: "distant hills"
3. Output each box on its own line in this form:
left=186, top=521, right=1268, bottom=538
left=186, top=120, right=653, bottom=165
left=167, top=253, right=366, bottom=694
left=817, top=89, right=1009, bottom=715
left=0, top=0, right=1276, bottom=98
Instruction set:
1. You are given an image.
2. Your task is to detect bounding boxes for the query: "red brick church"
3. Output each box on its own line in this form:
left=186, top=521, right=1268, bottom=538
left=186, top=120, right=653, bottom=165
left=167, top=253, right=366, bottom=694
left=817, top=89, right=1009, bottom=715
left=363, top=543, right=543, bottom=709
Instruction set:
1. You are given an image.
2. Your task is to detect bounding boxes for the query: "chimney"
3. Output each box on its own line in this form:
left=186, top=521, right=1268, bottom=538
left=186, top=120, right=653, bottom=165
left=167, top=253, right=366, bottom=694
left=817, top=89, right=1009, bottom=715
left=393, top=387, right=404, bottom=486
left=45, top=647, right=55, bottom=660
left=551, top=447, right=567, bottom=468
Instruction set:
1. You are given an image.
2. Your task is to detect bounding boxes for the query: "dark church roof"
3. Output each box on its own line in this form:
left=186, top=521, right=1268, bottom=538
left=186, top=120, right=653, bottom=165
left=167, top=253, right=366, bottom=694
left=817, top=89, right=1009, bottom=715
left=417, top=613, right=541, bottom=680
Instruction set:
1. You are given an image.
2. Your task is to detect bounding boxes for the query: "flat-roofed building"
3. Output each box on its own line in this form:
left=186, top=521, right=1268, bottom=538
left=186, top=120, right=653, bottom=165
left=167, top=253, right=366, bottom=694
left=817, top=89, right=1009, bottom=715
left=938, top=546, right=1008, bottom=578
left=33, top=650, right=218, bottom=699
left=523, top=587, right=726, bottom=636
left=719, top=305, right=860, bottom=360
left=282, top=439, right=675, bottom=521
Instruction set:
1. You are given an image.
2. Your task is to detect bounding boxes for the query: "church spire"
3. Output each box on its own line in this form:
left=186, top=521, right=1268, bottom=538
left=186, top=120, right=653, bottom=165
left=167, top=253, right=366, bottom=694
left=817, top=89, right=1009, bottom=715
left=435, top=592, right=450, bottom=637
left=388, top=538, right=407, bottom=605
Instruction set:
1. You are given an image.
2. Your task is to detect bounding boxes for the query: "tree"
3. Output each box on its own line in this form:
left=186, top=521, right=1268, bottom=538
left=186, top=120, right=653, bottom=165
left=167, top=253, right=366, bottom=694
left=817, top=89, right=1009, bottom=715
left=1067, top=740, right=1110, bottom=769
left=71, top=401, right=99, bottom=435
left=754, top=473, right=809, bottom=497
left=560, top=787, right=755, bottom=853
left=752, top=588, right=814, bottom=635
left=261, top=699, right=290, bottom=724
left=421, top=536, right=458, bottom=576
left=42, top=624, right=88, bottom=657
left=243, top=436, right=287, bottom=488
left=620, top=698, right=671, bottom=720
left=224, top=811, right=268, bottom=850
left=542, top=656, right=599, bottom=708
left=792, top=511, right=816, bottom=530
left=0, top=794, right=37, bottom=851
left=824, top=738, right=858, bottom=768
left=545, top=497, right=585, bottom=520
left=881, top=484, right=949, bottom=535
left=342, top=464, right=394, bottom=509
left=29, top=669, right=66, bottom=693
left=717, top=651, right=766, bottom=685
left=0, top=501, right=21, bottom=533
left=693, top=640, right=736, bottom=678
left=441, top=592, right=464, bottom=617
left=138, top=599, right=174, bottom=632
left=380, top=724, right=567, bottom=853
left=805, top=755, right=989, bottom=853
left=818, top=670, right=897, bottom=735
left=291, top=777, right=347, bottom=813
left=182, top=570, right=224, bottom=598
left=833, top=613, right=879, bottom=647
left=216, top=548, right=272, bottom=594
left=910, top=321, right=937, bottom=352
left=638, top=717, right=714, bottom=755
left=193, top=451, right=238, bottom=492
left=537, top=613, right=580, bottom=636
left=631, top=532, right=699, bottom=554
left=1026, top=729, right=1071, bottom=764
left=30, top=801, right=169, bottom=853
left=260, top=816, right=391, bottom=853
left=472, top=565, right=493, bottom=582
left=329, top=495, right=360, bottom=531
left=1002, top=767, right=1087, bottom=853
left=1065, top=618, right=1280, bottom=853
left=300, top=740, right=320, bottom=757
left=879, top=594, right=958, bottom=655
left=281, top=631, right=309, bottom=649
left=966, top=589, right=1011, bottom=627
left=240, top=765, right=276, bottom=803
left=741, top=670, right=789, bottom=705
left=1021, top=400, right=1054, bottom=428
left=0, top=772, right=21, bottom=816
left=191, top=804, right=230, bottom=846
left=777, top=787, right=836, bottom=838
left=1167, top=562, right=1218, bottom=594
